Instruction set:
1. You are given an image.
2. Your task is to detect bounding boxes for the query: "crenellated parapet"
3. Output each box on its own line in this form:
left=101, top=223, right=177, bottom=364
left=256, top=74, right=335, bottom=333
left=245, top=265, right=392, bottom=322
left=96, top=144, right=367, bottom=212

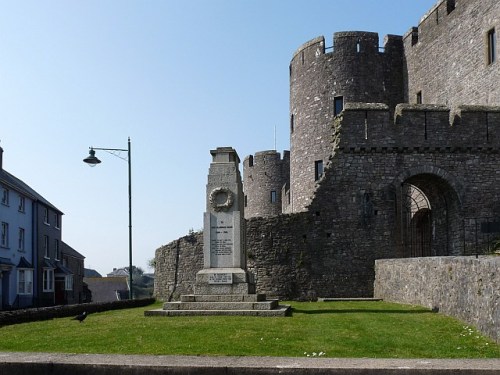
left=243, top=150, right=290, bottom=219
left=336, top=103, right=500, bottom=151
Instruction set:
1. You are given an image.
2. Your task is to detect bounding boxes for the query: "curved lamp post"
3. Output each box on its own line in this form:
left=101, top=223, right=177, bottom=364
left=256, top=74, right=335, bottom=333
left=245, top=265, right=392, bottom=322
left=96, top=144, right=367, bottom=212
left=83, top=137, right=133, bottom=299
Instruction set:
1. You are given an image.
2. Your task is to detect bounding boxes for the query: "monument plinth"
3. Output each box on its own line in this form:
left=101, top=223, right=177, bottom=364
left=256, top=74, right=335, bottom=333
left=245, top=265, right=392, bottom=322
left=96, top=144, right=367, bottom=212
left=195, top=147, right=255, bottom=295
left=145, top=147, right=289, bottom=317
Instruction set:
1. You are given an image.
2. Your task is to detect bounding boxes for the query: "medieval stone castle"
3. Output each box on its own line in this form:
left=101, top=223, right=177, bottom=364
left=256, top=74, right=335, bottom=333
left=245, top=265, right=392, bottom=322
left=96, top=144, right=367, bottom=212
left=154, top=0, right=500, bottom=301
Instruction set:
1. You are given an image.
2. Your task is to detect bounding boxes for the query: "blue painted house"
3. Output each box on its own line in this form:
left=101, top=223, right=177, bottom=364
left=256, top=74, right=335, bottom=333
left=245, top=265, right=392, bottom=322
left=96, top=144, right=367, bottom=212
left=0, top=146, right=84, bottom=309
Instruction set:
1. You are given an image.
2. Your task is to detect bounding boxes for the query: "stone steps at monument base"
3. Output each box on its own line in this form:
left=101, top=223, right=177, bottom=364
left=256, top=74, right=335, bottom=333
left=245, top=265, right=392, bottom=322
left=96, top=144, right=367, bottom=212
left=145, top=305, right=291, bottom=317
left=180, top=294, right=267, bottom=303
left=163, top=300, right=279, bottom=311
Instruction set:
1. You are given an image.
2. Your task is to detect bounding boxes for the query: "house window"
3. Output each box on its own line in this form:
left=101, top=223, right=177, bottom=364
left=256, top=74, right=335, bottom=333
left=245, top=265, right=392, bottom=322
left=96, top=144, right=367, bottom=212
left=1, top=188, right=9, bottom=206
left=43, top=268, right=54, bottom=292
left=416, top=91, right=423, bottom=104
left=54, top=213, right=60, bottom=229
left=43, top=207, right=49, bottom=225
left=65, top=275, right=74, bottom=291
left=18, top=228, right=25, bottom=251
left=334, top=96, right=344, bottom=116
left=44, top=235, right=49, bottom=258
left=17, top=269, right=33, bottom=295
left=18, top=196, right=25, bottom=213
left=487, top=28, right=496, bottom=65
left=54, top=239, right=60, bottom=260
left=1, top=222, right=9, bottom=247
left=315, top=160, right=324, bottom=181
left=271, top=191, right=277, bottom=203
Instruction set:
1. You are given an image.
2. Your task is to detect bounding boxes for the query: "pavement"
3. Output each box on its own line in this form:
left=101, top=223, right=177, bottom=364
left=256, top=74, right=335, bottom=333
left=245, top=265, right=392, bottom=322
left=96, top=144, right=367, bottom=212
left=0, top=352, right=499, bottom=374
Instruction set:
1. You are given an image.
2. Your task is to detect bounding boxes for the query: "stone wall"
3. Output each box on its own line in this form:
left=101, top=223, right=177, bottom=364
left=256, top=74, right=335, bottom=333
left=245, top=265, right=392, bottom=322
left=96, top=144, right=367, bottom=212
left=404, top=0, right=500, bottom=109
left=153, top=232, right=203, bottom=301
left=374, top=256, right=500, bottom=343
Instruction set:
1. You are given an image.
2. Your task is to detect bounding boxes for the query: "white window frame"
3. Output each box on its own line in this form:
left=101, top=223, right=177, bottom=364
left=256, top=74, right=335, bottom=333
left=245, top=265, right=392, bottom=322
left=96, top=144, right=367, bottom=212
left=18, top=227, right=25, bottom=252
left=1, top=222, right=9, bottom=248
left=17, top=269, right=33, bottom=295
left=1, top=188, right=9, bottom=206
left=18, top=195, right=25, bottom=213
left=65, top=275, right=73, bottom=291
left=43, top=268, right=54, bottom=292
left=43, top=235, right=49, bottom=258
left=43, top=207, right=49, bottom=225
left=54, top=239, right=60, bottom=260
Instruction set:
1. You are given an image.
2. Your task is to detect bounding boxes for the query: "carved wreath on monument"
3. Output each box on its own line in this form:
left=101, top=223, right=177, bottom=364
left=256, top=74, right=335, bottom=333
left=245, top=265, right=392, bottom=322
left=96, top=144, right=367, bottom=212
left=209, top=187, right=234, bottom=212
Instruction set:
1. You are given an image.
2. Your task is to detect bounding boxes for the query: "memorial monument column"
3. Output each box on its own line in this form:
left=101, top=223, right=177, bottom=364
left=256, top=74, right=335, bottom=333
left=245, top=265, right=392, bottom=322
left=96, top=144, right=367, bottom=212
left=195, top=147, right=255, bottom=295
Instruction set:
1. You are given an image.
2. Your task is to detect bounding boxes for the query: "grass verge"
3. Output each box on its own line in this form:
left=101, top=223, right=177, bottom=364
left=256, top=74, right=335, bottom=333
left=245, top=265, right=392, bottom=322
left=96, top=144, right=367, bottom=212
left=0, top=300, right=498, bottom=358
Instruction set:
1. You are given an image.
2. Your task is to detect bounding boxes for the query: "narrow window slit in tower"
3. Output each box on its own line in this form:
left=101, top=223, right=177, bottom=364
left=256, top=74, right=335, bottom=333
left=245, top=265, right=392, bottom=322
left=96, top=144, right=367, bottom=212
left=486, top=112, right=490, bottom=142
left=364, top=111, right=368, bottom=140
left=356, top=39, right=361, bottom=53
left=424, top=111, right=428, bottom=140
left=487, top=28, right=496, bottom=65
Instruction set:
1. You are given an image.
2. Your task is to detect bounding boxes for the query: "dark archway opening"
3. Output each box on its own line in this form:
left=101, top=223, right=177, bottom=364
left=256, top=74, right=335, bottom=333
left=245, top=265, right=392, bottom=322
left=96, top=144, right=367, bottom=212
left=400, top=173, right=462, bottom=257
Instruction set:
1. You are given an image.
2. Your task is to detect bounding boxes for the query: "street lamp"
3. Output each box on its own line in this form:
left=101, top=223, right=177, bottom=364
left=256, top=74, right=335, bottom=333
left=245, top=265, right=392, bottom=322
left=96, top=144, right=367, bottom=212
left=83, top=137, right=133, bottom=299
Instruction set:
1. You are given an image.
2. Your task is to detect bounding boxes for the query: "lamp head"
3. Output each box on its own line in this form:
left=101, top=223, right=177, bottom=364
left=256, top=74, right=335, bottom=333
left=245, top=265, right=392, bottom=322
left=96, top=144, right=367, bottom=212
left=83, top=148, right=101, bottom=166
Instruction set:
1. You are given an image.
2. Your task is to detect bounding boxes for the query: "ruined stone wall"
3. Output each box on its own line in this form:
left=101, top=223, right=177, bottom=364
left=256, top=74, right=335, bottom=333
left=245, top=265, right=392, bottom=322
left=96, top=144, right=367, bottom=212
left=374, top=256, right=500, bottom=343
left=153, top=232, right=203, bottom=301
left=404, top=0, right=500, bottom=108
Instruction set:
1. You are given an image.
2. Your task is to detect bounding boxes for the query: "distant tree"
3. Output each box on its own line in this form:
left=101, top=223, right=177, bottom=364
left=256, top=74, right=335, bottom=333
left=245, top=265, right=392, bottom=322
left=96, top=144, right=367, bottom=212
left=147, top=257, right=156, bottom=270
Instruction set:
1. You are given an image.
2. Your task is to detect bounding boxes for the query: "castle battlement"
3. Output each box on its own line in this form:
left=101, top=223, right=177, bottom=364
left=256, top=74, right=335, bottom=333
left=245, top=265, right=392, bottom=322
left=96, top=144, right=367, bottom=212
left=337, top=103, right=500, bottom=149
left=403, top=0, right=457, bottom=48
left=243, top=150, right=289, bottom=169
left=291, top=31, right=403, bottom=67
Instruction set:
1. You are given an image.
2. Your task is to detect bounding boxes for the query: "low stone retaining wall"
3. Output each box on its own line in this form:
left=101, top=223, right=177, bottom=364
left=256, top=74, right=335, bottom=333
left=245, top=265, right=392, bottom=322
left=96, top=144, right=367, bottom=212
left=0, top=353, right=499, bottom=375
left=0, top=298, right=155, bottom=326
left=374, top=256, right=500, bottom=343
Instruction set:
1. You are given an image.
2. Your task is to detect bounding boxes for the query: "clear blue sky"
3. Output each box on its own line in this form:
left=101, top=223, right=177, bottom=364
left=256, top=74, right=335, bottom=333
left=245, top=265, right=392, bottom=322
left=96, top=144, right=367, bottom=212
left=0, top=0, right=437, bottom=276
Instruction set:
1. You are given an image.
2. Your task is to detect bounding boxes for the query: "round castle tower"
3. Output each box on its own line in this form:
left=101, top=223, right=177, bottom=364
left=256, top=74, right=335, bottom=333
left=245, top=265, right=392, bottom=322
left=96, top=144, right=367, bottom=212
left=243, top=150, right=290, bottom=219
left=289, top=31, right=404, bottom=212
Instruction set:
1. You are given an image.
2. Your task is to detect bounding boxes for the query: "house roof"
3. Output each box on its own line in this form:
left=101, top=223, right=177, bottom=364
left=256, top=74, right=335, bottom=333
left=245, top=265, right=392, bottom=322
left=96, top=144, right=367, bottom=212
left=84, top=277, right=129, bottom=303
left=61, top=241, right=85, bottom=260
left=17, top=256, right=33, bottom=268
left=107, top=268, right=129, bottom=277
left=0, top=168, right=63, bottom=214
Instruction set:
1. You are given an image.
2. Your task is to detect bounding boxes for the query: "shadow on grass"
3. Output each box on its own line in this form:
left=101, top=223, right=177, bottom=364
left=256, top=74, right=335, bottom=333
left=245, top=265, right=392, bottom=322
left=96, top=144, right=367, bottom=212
left=291, top=308, right=433, bottom=315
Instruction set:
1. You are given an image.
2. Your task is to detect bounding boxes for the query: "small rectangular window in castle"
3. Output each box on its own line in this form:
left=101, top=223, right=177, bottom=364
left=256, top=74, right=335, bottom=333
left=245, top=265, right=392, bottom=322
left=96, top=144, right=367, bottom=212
left=248, top=155, right=253, bottom=167
left=315, top=160, right=324, bottom=181
left=333, top=96, right=343, bottom=116
left=446, top=0, right=455, bottom=14
left=270, top=191, right=277, bottom=203
left=290, top=114, right=294, bottom=133
left=244, top=195, right=248, bottom=207
left=416, top=91, right=422, bottom=104
left=487, top=28, right=496, bottom=65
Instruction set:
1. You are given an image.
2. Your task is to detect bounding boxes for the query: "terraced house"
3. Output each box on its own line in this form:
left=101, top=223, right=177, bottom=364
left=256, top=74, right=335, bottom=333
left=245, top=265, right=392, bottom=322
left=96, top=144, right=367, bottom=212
left=0, top=146, right=85, bottom=309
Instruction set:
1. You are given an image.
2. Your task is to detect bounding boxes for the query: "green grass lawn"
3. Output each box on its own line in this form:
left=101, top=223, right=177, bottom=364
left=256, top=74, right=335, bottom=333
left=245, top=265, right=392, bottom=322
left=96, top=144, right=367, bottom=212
left=0, top=300, right=499, bottom=358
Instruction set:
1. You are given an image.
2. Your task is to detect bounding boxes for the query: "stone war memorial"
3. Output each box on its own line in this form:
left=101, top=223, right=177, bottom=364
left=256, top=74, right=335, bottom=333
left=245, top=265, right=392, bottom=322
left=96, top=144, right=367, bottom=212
left=146, top=147, right=289, bottom=316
